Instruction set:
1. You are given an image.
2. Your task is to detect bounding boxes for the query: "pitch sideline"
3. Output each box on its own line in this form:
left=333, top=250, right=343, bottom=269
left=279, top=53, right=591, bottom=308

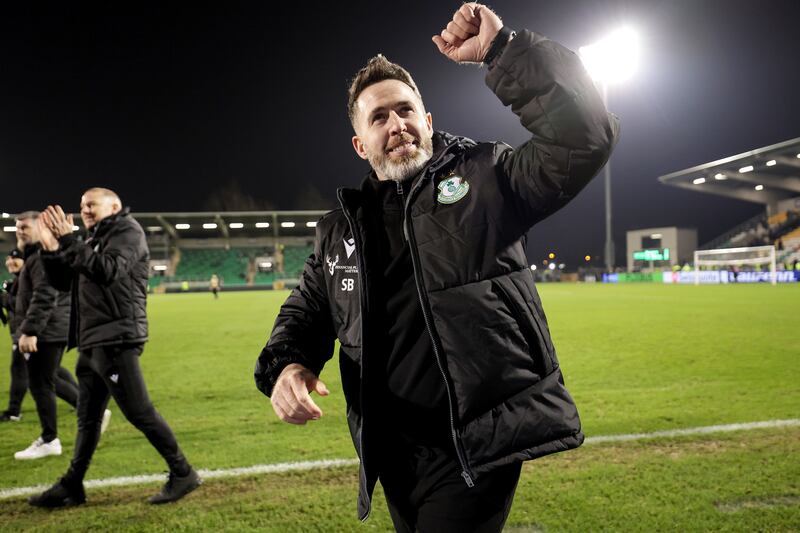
left=1, top=418, right=798, bottom=500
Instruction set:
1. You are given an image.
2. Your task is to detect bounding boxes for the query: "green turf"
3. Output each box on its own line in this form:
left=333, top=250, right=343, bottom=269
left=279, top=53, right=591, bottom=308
left=0, top=284, right=798, bottom=531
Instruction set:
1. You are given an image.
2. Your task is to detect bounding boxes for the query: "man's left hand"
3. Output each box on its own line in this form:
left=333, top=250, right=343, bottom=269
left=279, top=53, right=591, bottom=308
left=41, top=205, right=74, bottom=240
left=432, top=3, right=503, bottom=64
left=19, top=334, right=38, bottom=353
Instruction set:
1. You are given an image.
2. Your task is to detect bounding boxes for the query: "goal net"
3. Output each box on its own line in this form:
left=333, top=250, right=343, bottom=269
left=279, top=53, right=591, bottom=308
left=693, top=245, right=777, bottom=285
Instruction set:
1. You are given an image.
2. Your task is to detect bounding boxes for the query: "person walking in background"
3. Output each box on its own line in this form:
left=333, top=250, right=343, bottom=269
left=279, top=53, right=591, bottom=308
left=1, top=247, right=97, bottom=427
left=27, top=188, right=200, bottom=507
left=10, top=213, right=83, bottom=460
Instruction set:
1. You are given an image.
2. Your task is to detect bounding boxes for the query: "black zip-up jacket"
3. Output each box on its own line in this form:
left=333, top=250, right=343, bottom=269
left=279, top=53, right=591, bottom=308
left=41, top=208, right=150, bottom=350
left=1, top=275, right=18, bottom=333
left=12, top=244, right=70, bottom=343
left=255, top=30, right=619, bottom=520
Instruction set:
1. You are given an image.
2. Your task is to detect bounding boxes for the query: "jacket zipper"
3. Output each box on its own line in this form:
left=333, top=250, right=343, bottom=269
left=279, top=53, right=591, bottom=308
left=399, top=173, right=475, bottom=488
left=336, top=189, right=373, bottom=522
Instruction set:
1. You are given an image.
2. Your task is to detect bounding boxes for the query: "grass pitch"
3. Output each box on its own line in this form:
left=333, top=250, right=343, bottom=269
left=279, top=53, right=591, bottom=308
left=0, top=284, right=798, bottom=531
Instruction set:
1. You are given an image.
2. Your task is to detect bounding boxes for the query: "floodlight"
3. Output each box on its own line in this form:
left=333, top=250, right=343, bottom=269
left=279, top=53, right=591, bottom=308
left=650, top=233, right=662, bottom=239
left=754, top=184, right=764, bottom=191
left=153, top=265, right=168, bottom=271
left=739, top=165, right=754, bottom=173
left=259, top=262, right=272, bottom=268
left=255, top=222, right=270, bottom=228
left=1, top=212, right=9, bottom=218
left=692, top=177, right=705, bottom=185
left=548, top=263, right=556, bottom=270
left=765, top=160, right=776, bottom=166
left=229, top=223, right=244, bottom=229
left=306, top=221, right=317, bottom=228
left=714, top=173, right=726, bottom=180
left=175, top=223, right=190, bottom=230
left=530, top=264, right=537, bottom=271
left=281, top=222, right=296, bottom=228
left=202, top=223, right=217, bottom=229
left=72, top=226, right=79, bottom=231
left=578, top=27, right=639, bottom=84
left=3, top=226, right=16, bottom=232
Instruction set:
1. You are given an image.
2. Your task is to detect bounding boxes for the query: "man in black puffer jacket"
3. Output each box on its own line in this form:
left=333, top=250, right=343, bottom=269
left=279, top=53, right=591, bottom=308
left=2, top=246, right=82, bottom=425
left=10, top=213, right=79, bottom=460
left=255, top=4, right=619, bottom=531
left=29, top=188, right=200, bottom=508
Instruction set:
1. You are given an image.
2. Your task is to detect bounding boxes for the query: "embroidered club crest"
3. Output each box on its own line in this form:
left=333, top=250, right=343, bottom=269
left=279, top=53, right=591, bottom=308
left=437, top=176, right=470, bottom=204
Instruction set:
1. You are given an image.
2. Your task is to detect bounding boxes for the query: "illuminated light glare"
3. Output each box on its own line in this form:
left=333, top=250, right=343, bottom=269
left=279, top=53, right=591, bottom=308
left=153, top=265, right=168, bottom=271
left=3, top=226, right=16, bottom=232
left=202, top=223, right=217, bottom=229
left=146, top=226, right=163, bottom=232
left=306, top=222, right=317, bottom=228
left=692, top=177, right=706, bottom=185
left=72, top=226, right=80, bottom=231
left=259, top=262, right=273, bottom=268
left=578, top=27, right=639, bottom=83
left=584, top=255, right=591, bottom=262
left=765, top=160, right=776, bottom=167
left=175, top=223, right=190, bottom=230
left=228, top=223, right=244, bottom=229
left=754, top=184, right=764, bottom=191
left=1, top=212, right=9, bottom=218
left=559, top=263, right=566, bottom=269
left=714, top=173, right=726, bottom=180
left=796, top=153, right=800, bottom=158
left=530, top=264, right=537, bottom=271
left=548, top=252, right=556, bottom=259
left=281, top=222, right=296, bottom=228
left=255, top=222, right=270, bottom=228
left=548, top=263, right=556, bottom=270
left=739, top=165, right=754, bottom=173
left=650, top=233, right=662, bottom=239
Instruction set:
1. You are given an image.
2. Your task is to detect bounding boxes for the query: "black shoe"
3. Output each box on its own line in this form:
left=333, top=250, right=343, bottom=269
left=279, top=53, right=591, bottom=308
left=148, top=468, right=201, bottom=504
left=28, top=478, right=86, bottom=508
left=0, top=411, right=21, bottom=422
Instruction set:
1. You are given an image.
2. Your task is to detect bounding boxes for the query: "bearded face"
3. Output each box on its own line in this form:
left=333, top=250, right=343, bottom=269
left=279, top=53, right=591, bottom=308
left=364, top=131, right=434, bottom=182
left=352, top=79, right=435, bottom=182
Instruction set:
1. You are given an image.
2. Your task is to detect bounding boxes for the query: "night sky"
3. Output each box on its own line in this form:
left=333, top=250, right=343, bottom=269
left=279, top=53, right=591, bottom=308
left=2, top=1, right=799, bottom=266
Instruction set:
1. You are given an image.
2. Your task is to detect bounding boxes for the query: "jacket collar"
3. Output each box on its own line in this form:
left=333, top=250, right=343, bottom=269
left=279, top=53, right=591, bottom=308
left=338, top=131, right=476, bottom=214
left=88, top=206, right=131, bottom=240
left=22, top=242, right=41, bottom=260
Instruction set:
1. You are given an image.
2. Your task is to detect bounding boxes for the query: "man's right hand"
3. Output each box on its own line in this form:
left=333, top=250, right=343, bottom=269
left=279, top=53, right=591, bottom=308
left=270, top=363, right=329, bottom=425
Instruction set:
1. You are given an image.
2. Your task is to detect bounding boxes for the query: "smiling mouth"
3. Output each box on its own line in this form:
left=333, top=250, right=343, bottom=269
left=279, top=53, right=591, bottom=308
left=386, top=140, right=418, bottom=157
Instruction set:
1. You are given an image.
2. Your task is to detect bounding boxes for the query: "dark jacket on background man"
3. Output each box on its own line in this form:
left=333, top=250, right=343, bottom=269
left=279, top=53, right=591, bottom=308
left=255, top=29, right=619, bottom=520
left=41, top=208, right=149, bottom=350
left=13, top=244, right=70, bottom=343
left=1, top=275, right=18, bottom=331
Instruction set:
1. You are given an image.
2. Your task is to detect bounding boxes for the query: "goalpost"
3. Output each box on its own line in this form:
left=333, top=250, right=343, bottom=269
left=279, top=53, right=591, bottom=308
left=694, top=245, right=777, bottom=285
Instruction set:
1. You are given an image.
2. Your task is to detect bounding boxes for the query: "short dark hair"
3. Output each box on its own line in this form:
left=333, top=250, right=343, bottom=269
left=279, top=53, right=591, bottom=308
left=347, top=55, right=423, bottom=127
left=15, top=211, right=40, bottom=222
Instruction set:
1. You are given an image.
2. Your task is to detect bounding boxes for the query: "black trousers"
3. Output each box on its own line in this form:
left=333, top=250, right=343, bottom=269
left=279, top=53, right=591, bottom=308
left=65, top=344, right=190, bottom=482
left=379, top=441, right=522, bottom=533
left=7, top=344, right=79, bottom=417
left=24, top=342, right=79, bottom=442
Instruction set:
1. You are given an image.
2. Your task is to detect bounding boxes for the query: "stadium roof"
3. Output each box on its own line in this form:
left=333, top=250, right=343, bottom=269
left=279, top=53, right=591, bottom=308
left=658, top=137, right=800, bottom=208
left=1, top=210, right=328, bottom=243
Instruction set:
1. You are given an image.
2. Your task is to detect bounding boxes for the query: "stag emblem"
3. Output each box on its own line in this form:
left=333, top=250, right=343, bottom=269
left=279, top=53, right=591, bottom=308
left=326, top=254, right=339, bottom=276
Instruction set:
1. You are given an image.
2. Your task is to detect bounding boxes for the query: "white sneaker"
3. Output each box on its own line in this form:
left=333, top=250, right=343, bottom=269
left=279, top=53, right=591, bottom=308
left=101, top=409, right=112, bottom=434
left=14, top=437, right=62, bottom=460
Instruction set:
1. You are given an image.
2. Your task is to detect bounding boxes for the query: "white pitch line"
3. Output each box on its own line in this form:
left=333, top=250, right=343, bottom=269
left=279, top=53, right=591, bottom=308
left=2, top=419, right=798, bottom=501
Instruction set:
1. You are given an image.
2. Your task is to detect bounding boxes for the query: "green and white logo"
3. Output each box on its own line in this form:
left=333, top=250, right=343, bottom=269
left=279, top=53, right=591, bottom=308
left=437, top=175, right=470, bottom=204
